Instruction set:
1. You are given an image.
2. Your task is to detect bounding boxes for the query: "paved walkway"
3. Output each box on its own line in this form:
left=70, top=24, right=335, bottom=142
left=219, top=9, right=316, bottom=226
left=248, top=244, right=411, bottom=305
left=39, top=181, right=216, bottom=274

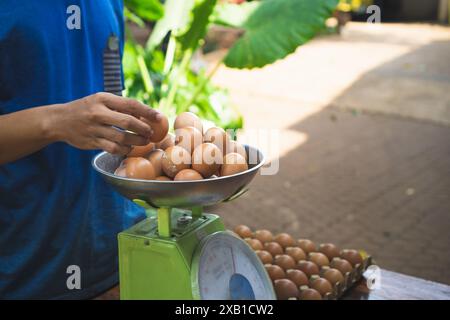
left=208, top=23, right=450, bottom=285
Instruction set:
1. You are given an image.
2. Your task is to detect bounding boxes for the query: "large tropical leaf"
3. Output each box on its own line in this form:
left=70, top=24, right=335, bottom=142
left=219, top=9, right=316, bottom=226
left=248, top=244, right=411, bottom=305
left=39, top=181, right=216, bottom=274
left=211, top=1, right=260, bottom=28
left=124, top=0, right=164, bottom=21
left=177, top=0, right=218, bottom=52
left=224, top=0, right=338, bottom=69
left=146, top=0, right=195, bottom=51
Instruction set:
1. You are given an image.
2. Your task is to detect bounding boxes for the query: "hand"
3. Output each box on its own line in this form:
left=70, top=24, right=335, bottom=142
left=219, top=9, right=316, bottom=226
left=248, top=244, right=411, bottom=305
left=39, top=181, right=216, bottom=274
left=51, top=92, right=162, bottom=155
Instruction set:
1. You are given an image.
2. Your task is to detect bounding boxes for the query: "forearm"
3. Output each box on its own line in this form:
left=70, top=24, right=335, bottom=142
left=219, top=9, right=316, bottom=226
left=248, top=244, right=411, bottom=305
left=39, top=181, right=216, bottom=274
left=0, top=104, right=61, bottom=165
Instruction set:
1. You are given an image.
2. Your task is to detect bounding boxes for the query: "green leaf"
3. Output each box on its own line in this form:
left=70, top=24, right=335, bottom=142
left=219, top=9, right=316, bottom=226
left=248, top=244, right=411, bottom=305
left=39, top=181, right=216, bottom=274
left=211, top=2, right=260, bottom=28
left=124, top=7, right=145, bottom=27
left=146, top=0, right=195, bottom=50
left=224, top=0, right=338, bottom=69
left=177, top=0, right=218, bottom=52
left=124, top=0, right=164, bottom=22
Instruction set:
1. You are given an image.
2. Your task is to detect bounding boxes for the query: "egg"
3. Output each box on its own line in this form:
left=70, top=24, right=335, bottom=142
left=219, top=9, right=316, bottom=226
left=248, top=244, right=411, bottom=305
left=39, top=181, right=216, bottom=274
left=142, top=113, right=169, bottom=143
left=264, top=242, right=284, bottom=257
left=253, top=229, right=273, bottom=243
left=174, top=112, right=203, bottom=133
left=175, top=126, right=203, bottom=154
left=285, top=247, right=306, bottom=262
left=174, top=169, right=203, bottom=181
left=226, top=140, right=247, bottom=160
left=274, top=254, right=296, bottom=270
left=234, top=225, right=253, bottom=238
left=285, top=269, right=308, bottom=287
left=147, top=149, right=164, bottom=176
left=274, top=233, right=295, bottom=248
left=330, top=258, right=353, bottom=275
left=127, top=141, right=155, bottom=157
left=308, top=252, right=330, bottom=268
left=155, top=132, right=175, bottom=150
left=340, top=249, right=363, bottom=267
left=245, top=238, right=263, bottom=251
left=255, top=250, right=273, bottom=264
left=297, top=239, right=316, bottom=254
left=161, top=146, right=191, bottom=178
left=122, top=157, right=155, bottom=180
left=265, top=264, right=285, bottom=281
left=319, top=243, right=340, bottom=260
left=273, top=279, right=299, bottom=300
left=297, top=260, right=320, bottom=278
left=204, top=127, right=229, bottom=154
left=299, top=286, right=322, bottom=300
left=322, top=267, right=344, bottom=286
left=309, top=276, right=333, bottom=297
left=114, top=165, right=127, bottom=177
left=155, top=176, right=171, bottom=181
left=191, top=143, right=223, bottom=178
left=220, top=153, right=248, bottom=176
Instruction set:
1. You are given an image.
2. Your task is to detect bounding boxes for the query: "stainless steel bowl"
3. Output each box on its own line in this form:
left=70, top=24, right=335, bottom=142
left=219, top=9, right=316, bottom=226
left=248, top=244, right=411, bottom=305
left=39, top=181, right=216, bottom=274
left=92, top=145, right=265, bottom=208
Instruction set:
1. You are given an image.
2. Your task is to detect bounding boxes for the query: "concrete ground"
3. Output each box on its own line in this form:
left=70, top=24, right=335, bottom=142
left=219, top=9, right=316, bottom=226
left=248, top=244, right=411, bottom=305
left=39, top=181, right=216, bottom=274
left=208, top=23, right=450, bottom=285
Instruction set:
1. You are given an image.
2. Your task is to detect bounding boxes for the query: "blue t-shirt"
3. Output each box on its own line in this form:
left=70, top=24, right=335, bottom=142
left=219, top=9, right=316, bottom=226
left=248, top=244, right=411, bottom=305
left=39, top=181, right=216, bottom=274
left=0, top=0, right=145, bottom=299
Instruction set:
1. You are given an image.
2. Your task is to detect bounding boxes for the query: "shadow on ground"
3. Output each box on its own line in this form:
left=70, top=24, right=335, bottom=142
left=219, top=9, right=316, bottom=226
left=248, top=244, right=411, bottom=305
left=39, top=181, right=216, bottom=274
left=212, top=40, right=450, bottom=285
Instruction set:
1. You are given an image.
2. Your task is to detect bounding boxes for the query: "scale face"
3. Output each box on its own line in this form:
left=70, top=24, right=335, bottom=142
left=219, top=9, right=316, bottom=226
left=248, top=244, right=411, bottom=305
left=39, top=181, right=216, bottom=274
left=191, top=231, right=275, bottom=300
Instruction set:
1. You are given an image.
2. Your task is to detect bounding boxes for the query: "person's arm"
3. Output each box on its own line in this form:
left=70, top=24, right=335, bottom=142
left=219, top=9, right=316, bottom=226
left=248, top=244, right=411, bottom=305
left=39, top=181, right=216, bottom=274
left=0, top=92, right=162, bottom=165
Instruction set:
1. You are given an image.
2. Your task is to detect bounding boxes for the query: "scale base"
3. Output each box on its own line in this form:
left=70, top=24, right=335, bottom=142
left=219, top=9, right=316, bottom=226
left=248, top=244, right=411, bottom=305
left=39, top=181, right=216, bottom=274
left=118, top=208, right=225, bottom=299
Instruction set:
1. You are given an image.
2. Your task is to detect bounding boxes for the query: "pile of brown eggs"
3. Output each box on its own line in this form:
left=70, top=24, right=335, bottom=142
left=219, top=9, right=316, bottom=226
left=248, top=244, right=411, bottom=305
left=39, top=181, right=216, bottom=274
left=234, top=225, right=365, bottom=300
left=114, top=112, right=249, bottom=181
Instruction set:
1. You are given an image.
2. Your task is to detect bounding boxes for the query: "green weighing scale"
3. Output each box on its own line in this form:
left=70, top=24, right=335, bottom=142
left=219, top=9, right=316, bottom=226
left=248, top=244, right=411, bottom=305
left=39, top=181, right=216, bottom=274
left=92, top=145, right=275, bottom=300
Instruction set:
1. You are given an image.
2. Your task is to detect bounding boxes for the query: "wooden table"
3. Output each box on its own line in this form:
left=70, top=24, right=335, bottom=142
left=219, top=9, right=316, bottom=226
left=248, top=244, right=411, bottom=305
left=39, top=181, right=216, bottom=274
left=342, top=269, right=450, bottom=300
left=95, top=269, right=450, bottom=300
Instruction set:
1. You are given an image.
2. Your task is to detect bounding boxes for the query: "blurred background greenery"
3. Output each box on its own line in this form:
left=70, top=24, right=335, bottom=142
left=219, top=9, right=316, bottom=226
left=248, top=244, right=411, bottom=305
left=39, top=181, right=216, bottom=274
left=122, top=0, right=338, bottom=129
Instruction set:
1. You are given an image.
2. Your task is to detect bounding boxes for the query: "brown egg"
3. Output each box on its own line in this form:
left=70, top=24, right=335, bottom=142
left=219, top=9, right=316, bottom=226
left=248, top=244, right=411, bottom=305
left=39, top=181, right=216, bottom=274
left=310, top=276, right=333, bottom=297
left=297, top=260, right=320, bottom=278
left=245, top=238, right=263, bottom=251
left=254, top=229, right=273, bottom=243
left=265, top=264, right=285, bottom=281
left=234, top=225, right=253, bottom=238
left=273, top=279, right=299, bottom=300
left=175, top=126, right=203, bottom=154
left=340, top=249, right=363, bottom=267
left=155, top=176, right=171, bottom=181
left=299, top=286, right=322, bottom=300
left=319, top=243, right=340, bottom=260
left=123, top=157, right=155, bottom=180
left=144, top=113, right=169, bottom=143
left=147, top=149, right=164, bottom=176
left=226, top=140, right=247, bottom=160
left=174, top=112, right=203, bottom=133
left=297, top=239, right=316, bottom=254
left=330, top=258, right=353, bottom=275
left=264, top=242, right=284, bottom=257
left=274, top=254, right=296, bottom=270
left=155, top=132, right=175, bottom=150
left=161, top=146, right=191, bottom=178
left=220, top=153, right=248, bottom=177
left=204, top=127, right=229, bottom=153
left=174, top=169, right=203, bottom=181
left=127, top=141, right=155, bottom=157
left=322, top=268, right=344, bottom=286
left=285, top=269, right=308, bottom=287
left=274, top=233, right=295, bottom=248
left=285, top=247, right=306, bottom=262
left=255, top=250, right=273, bottom=264
left=191, top=143, right=223, bottom=178
left=308, top=252, right=330, bottom=268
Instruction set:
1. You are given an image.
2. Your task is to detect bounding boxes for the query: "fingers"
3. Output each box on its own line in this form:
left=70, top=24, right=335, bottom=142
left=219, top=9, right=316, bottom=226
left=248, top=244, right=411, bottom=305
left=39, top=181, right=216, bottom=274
left=97, top=92, right=162, bottom=123
left=96, top=138, right=131, bottom=156
left=96, top=125, right=149, bottom=147
left=98, top=109, right=153, bottom=137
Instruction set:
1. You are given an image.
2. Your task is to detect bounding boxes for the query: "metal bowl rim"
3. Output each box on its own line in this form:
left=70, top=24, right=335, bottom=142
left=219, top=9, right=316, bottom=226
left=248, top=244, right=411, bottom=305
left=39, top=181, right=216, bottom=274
left=91, top=144, right=266, bottom=184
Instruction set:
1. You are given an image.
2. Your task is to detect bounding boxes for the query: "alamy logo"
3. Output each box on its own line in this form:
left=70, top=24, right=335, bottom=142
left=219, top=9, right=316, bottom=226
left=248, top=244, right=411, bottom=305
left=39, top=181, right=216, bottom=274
left=367, top=5, right=381, bottom=23
left=66, top=5, right=81, bottom=30
left=66, top=265, right=81, bottom=290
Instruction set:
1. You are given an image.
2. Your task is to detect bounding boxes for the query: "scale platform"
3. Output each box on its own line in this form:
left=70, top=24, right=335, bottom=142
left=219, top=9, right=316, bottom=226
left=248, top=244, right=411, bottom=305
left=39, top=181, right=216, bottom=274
left=92, top=145, right=276, bottom=300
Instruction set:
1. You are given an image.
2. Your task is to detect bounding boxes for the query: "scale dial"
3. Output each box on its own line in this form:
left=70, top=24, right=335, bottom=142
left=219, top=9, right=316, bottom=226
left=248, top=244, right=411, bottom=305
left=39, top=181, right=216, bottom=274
left=191, top=231, right=275, bottom=300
